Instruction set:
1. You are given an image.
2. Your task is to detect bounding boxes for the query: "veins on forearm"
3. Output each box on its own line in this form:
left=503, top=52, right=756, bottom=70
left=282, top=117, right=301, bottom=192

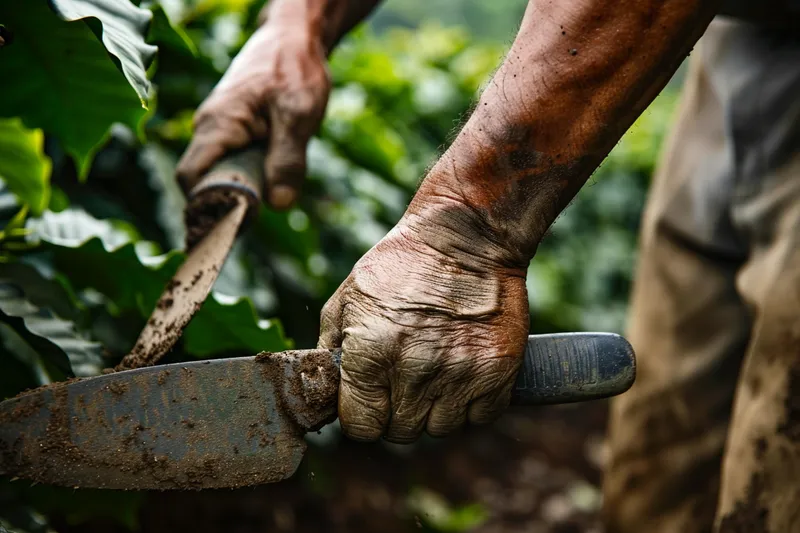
left=419, top=0, right=720, bottom=258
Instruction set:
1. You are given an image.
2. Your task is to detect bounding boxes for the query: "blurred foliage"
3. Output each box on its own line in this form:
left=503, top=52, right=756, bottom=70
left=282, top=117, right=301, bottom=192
left=0, top=0, right=677, bottom=531
left=372, top=0, right=528, bottom=42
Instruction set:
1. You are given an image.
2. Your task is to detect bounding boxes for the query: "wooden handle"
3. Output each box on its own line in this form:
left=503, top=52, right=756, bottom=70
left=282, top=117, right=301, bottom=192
left=183, top=147, right=265, bottom=249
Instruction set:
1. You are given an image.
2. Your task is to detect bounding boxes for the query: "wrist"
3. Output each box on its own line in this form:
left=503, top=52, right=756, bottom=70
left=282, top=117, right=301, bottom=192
left=259, top=0, right=326, bottom=43
left=403, top=175, right=536, bottom=272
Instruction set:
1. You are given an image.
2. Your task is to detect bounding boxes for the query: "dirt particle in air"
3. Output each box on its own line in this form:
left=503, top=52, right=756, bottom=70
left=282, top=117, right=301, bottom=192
left=569, top=48, right=578, bottom=56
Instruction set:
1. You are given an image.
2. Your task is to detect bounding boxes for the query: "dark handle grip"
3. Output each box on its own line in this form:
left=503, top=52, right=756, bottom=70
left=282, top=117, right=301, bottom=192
left=183, top=147, right=266, bottom=248
left=510, top=332, right=636, bottom=405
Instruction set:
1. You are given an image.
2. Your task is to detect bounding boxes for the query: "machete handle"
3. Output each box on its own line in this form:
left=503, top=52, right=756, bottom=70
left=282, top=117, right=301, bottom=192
left=510, top=332, right=636, bottom=405
left=184, top=147, right=265, bottom=249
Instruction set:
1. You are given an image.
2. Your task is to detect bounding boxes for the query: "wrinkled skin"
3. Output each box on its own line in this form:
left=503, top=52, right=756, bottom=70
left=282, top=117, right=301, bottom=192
left=318, top=205, right=529, bottom=443
left=176, top=23, right=330, bottom=210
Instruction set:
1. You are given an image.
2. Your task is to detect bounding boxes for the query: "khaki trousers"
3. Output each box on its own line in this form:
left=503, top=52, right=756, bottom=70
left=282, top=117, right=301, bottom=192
left=602, top=18, right=800, bottom=533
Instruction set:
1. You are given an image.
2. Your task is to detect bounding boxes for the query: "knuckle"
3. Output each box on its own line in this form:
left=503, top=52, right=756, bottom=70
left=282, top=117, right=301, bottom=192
left=320, top=297, right=339, bottom=322
left=277, top=90, right=322, bottom=119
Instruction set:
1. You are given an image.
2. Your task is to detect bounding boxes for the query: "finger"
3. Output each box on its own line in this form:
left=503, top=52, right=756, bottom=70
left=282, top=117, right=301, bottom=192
left=263, top=92, right=321, bottom=210
left=338, top=356, right=391, bottom=442
left=384, top=358, right=438, bottom=444
left=338, top=314, right=394, bottom=442
left=467, top=375, right=516, bottom=426
left=426, top=396, right=468, bottom=438
left=317, top=279, right=349, bottom=350
left=176, top=113, right=252, bottom=194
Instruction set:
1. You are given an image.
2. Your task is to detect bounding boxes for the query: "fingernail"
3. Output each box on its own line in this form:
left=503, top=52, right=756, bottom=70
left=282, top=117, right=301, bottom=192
left=269, top=185, right=297, bottom=210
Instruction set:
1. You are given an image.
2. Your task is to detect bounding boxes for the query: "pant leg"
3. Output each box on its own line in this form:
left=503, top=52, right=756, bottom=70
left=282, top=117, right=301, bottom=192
left=602, top=21, right=754, bottom=533
left=713, top=23, right=800, bottom=533
left=603, top=17, right=800, bottom=533
left=717, top=157, right=800, bottom=533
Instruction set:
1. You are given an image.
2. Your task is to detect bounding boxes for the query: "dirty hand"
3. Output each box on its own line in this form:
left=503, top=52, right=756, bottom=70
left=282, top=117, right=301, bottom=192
left=176, top=21, right=330, bottom=210
left=319, top=200, right=529, bottom=443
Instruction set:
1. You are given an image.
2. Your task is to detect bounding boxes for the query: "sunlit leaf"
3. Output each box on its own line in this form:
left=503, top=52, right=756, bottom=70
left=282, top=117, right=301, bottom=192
left=0, top=280, right=104, bottom=378
left=0, top=119, right=51, bottom=216
left=0, top=0, right=151, bottom=178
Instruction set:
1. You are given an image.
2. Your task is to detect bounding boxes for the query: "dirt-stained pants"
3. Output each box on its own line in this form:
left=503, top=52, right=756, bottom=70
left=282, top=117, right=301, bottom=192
left=602, top=18, right=800, bottom=533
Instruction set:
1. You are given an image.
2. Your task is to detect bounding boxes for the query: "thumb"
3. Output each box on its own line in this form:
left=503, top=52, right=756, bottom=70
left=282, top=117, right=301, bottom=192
left=264, top=99, right=316, bottom=211
left=177, top=112, right=251, bottom=195
left=319, top=280, right=391, bottom=442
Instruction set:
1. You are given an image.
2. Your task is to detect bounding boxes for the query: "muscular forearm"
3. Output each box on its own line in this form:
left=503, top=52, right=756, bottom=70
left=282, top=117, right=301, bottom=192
left=261, top=0, right=383, bottom=54
left=407, top=0, right=720, bottom=267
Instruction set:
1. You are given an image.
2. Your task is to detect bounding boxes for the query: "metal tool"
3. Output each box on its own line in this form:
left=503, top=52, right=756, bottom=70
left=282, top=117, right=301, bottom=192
left=117, top=148, right=264, bottom=370
left=0, top=332, right=635, bottom=491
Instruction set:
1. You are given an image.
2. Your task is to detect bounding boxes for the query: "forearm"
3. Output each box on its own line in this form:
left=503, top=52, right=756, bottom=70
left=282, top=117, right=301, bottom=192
left=409, top=0, right=720, bottom=267
left=261, top=0, right=383, bottom=54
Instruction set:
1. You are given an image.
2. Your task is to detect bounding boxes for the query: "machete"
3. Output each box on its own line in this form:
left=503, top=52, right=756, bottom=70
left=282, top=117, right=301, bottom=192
left=117, top=148, right=264, bottom=370
left=0, top=332, right=635, bottom=491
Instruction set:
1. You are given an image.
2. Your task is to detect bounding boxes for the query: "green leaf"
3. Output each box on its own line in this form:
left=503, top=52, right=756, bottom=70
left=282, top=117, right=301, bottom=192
left=0, top=280, right=104, bottom=378
left=0, top=0, right=149, bottom=178
left=146, top=2, right=198, bottom=57
left=407, top=487, right=489, bottom=532
left=25, top=209, right=292, bottom=357
left=49, top=0, right=157, bottom=103
left=0, top=119, right=51, bottom=216
left=184, top=294, right=292, bottom=356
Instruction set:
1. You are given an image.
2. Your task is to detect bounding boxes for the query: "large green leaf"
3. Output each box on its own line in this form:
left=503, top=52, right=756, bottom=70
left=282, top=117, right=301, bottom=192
left=0, top=280, right=104, bottom=378
left=25, top=209, right=292, bottom=356
left=0, top=0, right=150, bottom=178
left=49, top=0, right=157, bottom=103
left=145, top=2, right=197, bottom=57
left=0, top=119, right=51, bottom=216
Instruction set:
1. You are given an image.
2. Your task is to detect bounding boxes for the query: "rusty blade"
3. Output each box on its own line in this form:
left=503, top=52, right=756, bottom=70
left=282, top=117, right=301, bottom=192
left=118, top=196, right=248, bottom=370
left=0, top=349, right=339, bottom=490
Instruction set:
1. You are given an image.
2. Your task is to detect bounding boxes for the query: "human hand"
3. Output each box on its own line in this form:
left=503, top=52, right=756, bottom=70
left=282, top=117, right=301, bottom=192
left=176, top=21, right=331, bottom=210
left=318, top=198, right=530, bottom=443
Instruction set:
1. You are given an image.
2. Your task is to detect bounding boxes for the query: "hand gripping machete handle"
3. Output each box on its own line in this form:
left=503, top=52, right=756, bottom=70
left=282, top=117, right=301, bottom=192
left=315, top=332, right=635, bottom=413
left=184, top=147, right=265, bottom=248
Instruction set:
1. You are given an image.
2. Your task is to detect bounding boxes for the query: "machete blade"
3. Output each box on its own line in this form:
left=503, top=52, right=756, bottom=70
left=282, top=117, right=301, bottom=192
left=0, top=351, right=337, bottom=490
left=117, top=196, right=248, bottom=370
